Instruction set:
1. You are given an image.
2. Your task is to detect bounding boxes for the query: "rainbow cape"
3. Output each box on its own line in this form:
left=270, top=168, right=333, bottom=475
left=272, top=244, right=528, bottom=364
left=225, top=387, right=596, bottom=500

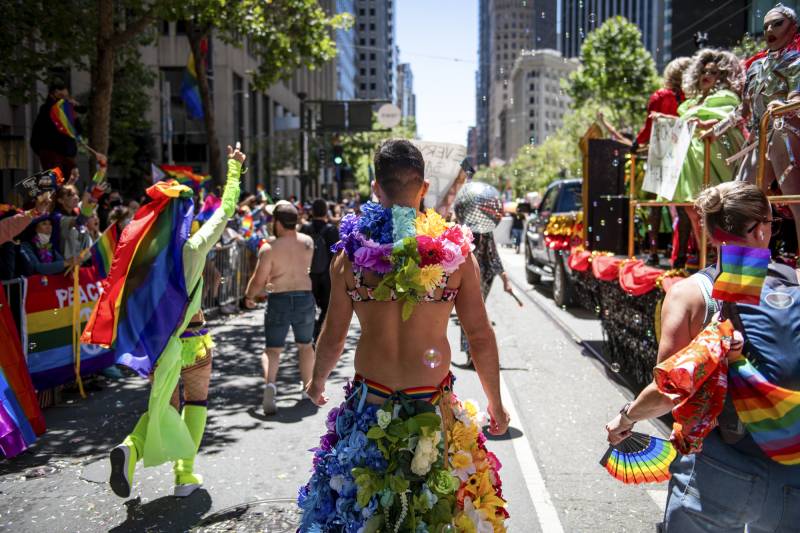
left=49, top=98, right=81, bottom=140
left=729, top=354, right=800, bottom=465
left=161, top=165, right=209, bottom=189
left=90, top=224, right=119, bottom=279
left=712, top=245, right=770, bottom=304
left=81, top=181, right=194, bottom=377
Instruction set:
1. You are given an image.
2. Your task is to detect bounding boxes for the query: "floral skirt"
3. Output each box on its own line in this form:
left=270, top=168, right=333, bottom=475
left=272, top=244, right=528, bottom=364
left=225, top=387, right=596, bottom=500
left=297, top=375, right=508, bottom=532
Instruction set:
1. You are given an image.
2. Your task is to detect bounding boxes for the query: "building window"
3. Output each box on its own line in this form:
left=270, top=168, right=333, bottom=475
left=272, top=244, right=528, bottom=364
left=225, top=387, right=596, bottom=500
left=529, top=123, right=535, bottom=131
left=370, top=83, right=376, bottom=90
left=360, top=53, right=366, bottom=60
left=161, top=21, right=170, bottom=36
left=360, top=83, right=366, bottom=90
left=369, top=23, right=375, bottom=30
left=370, top=38, right=375, bottom=45
left=233, top=74, right=245, bottom=149
left=370, top=68, right=376, bottom=75
left=529, top=96, right=534, bottom=104
left=175, top=20, right=187, bottom=35
left=529, top=83, right=534, bottom=91
left=360, top=68, right=366, bottom=75
left=370, top=8, right=375, bottom=15
left=360, top=38, right=366, bottom=45
left=370, top=53, right=376, bottom=60
left=529, top=109, right=534, bottom=117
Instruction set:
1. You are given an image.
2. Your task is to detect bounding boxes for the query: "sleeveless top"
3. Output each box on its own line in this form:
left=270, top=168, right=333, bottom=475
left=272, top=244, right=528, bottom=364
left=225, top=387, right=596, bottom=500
left=347, top=269, right=459, bottom=303
left=690, top=268, right=719, bottom=326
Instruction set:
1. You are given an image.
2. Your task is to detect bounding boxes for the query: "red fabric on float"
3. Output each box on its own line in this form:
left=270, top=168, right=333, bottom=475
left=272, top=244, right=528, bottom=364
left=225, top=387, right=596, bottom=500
left=591, top=255, right=622, bottom=281
left=567, top=249, right=592, bottom=272
left=618, top=259, right=663, bottom=296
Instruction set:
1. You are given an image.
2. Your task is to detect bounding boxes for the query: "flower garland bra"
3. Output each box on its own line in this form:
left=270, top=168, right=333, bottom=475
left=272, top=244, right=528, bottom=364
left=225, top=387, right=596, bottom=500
left=334, top=203, right=474, bottom=320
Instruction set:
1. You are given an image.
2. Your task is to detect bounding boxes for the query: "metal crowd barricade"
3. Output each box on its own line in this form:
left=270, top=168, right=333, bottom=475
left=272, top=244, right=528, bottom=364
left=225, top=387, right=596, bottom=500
left=201, top=241, right=258, bottom=314
left=627, top=138, right=711, bottom=268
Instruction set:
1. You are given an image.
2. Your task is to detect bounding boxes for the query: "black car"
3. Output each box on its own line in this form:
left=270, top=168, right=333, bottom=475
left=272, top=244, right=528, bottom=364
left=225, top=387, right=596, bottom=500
left=524, top=178, right=582, bottom=307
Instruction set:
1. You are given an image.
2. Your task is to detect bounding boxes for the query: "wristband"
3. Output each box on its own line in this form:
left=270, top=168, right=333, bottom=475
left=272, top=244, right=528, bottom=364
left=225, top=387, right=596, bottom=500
left=619, top=402, right=636, bottom=426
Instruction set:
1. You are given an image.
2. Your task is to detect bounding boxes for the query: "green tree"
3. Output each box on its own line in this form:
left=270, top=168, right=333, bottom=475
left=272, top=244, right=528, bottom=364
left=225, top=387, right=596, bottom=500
left=166, top=0, right=352, bottom=181
left=566, top=16, right=659, bottom=132
left=338, top=118, right=417, bottom=198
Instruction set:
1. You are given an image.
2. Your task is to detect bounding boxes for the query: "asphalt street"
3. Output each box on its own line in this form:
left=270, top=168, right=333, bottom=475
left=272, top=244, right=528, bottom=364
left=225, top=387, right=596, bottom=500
left=0, top=247, right=669, bottom=532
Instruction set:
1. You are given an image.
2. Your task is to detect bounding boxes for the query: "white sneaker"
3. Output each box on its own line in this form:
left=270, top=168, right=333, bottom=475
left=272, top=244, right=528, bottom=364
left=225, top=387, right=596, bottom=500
left=300, top=381, right=310, bottom=401
left=174, top=482, right=201, bottom=498
left=262, top=383, right=277, bottom=415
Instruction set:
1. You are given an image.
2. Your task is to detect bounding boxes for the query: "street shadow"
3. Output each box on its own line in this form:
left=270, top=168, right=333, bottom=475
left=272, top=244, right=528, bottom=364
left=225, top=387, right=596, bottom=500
left=109, top=490, right=212, bottom=533
left=528, top=283, right=598, bottom=320
left=245, top=398, right=320, bottom=423
left=0, top=311, right=360, bottom=475
left=484, top=426, right=524, bottom=441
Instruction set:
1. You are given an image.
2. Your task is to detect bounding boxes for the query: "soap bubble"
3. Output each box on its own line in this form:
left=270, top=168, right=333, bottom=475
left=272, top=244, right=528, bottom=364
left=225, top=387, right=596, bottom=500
left=265, top=283, right=275, bottom=293
left=422, top=348, right=443, bottom=369
left=440, top=525, right=456, bottom=533
left=610, top=362, right=621, bottom=373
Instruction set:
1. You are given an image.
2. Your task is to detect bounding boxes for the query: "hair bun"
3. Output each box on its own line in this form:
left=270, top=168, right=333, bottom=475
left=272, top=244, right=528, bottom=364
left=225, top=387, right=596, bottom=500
left=696, top=186, right=724, bottom=215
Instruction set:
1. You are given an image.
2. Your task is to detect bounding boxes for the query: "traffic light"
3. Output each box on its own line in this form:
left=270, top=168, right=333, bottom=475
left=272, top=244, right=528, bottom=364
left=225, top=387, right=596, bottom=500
left=332, top=145, right=344, bottom=166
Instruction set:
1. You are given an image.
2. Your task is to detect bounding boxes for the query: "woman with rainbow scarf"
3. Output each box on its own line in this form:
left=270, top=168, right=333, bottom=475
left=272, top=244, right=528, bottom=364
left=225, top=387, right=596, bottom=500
left=82, top=145, right=244, bottom=499
left=299, top=140, right=510, bottom=532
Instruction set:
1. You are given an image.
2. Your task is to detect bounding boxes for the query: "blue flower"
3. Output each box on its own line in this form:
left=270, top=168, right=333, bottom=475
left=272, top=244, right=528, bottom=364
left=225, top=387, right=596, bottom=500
left=391, top=205, right=417, bottom=242
left=358, top=202, right=394, bottom=244
left=335, top=409, right=357, bottom=437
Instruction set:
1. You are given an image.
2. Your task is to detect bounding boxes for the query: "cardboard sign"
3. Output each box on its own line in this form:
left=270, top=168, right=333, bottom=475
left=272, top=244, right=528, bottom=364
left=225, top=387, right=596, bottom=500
left=642, top=117, right=695, bottom=201
left=412, top=140, right=468, bottom=213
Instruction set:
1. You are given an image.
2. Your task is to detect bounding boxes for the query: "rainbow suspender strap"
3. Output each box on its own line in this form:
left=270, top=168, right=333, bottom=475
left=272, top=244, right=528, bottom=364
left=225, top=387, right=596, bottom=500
left=729, top=354, right=800, bottom=465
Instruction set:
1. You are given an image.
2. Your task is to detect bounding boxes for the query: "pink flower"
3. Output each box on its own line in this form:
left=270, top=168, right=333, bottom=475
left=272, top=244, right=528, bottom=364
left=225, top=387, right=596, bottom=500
left=417, top=235, right=444, bottom=267
left=443, top=225, right=474, bottom=257
left=353, top=238, right=393, bottom=273
left=439, top=238, right=466, bottom=273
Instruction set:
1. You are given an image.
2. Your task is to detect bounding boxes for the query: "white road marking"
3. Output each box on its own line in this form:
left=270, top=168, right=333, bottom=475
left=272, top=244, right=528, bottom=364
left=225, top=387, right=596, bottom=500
left=500, top=374, right=565, bottom=533
left=647, top=490, right=667, bottom=515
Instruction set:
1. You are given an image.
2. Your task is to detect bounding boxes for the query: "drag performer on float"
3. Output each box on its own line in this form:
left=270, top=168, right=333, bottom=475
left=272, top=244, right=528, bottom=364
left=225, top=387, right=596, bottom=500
left=299, top=140, right=510, bottom=531
left=82, top=145, right=244, bottom=498
left=714, top=4, right=800, bottom=239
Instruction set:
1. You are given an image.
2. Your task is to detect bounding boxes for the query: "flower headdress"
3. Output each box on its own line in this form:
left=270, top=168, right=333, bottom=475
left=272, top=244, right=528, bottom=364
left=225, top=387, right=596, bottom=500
left=333, top=203, right=474, bottom=319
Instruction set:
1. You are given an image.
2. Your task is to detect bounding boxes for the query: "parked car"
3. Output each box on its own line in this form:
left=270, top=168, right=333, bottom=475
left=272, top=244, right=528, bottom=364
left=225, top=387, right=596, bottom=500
left=524, top=178, right=582, bottom=307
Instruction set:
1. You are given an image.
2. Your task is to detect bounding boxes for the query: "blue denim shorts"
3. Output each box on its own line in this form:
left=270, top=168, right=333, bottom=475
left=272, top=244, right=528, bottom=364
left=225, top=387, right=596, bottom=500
left=663, top=430, right=800, bottom=532
left=264, top=291, right=315, bottom=347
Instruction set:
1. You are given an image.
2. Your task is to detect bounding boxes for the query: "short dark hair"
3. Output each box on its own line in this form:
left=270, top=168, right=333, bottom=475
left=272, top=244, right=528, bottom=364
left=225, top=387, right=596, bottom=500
left=48, top=78, right=67, bottom=94
left=274, top=203, right=298, bottom=228
left=311, top=198, right=328, bottom=218
left=374, top=139, right=425, bottom=199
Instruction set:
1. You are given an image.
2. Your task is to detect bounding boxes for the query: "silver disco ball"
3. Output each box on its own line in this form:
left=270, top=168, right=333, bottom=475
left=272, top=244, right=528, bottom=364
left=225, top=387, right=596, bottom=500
left=454, top=182, right=503, bottom=234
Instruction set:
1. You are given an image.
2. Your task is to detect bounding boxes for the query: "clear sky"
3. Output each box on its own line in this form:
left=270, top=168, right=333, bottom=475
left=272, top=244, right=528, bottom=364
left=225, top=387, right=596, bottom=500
left=396, top=0, right=477, bottom=146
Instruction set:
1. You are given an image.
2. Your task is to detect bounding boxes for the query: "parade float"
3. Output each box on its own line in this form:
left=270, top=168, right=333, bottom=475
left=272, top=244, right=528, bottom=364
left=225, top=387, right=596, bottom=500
left=543, top=104, right=800, bottom=391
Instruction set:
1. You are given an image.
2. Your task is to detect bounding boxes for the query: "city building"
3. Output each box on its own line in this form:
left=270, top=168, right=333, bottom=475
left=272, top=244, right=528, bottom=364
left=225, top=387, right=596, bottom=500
left=487, top=0, right=537, bottom=162
left=558, top=0, right=670, bottom=70
left=335, top=0, right=358, bottom=101
left=466, top=126, right=478, bottom=167
left=669, top=0, right=747, bottom=59
left=354, top=0, right=397, bottom=102
left=396, top=63, right=416, bottom=121
left=507, top=49, right=577, bottom=158
left=475, top=0, right=491, bottom=166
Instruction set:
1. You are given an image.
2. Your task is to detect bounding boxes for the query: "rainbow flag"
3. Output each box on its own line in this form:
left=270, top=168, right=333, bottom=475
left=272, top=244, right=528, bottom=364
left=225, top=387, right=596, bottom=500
left=0, top=370, right=36, bottom=458
left=181, top=50, right=204, bottom=120
left=90, top=224, right=119, bottom=279
left=161, top=165, right=209, bottom=189
left=241, top=213, right=254, bottom=238
left=729, top=354, right=800, bottom=464
left=49, top=98, right=81, bottom=140
left=195, top=193, right=220, bottom=223
left=712, top=245, right=770, bottom=304
left=81, top=181, right=194, bottom=377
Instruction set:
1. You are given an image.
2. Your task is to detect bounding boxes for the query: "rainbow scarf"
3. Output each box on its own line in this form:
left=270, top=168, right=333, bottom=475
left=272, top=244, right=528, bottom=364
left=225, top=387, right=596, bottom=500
left=90, top=224, right=118, bottom=279
left=729, top=354, right=800, bottom=465
left=712, top=245, right=771, bottom=304
left=81, top=181, right=194, bottom=377
left=195, top=193, right=220, bottom=223
left=161, top=165, right=209, bottom=189
left=49, top=98, right=80, bottom=140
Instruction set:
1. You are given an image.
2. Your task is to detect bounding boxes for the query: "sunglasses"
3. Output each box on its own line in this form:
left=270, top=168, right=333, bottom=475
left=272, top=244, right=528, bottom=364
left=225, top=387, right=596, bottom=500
left=746, top=216, right=783, bottom=235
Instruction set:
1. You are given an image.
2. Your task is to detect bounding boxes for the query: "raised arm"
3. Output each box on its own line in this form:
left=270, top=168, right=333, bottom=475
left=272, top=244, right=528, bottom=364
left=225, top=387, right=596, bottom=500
left=182, top=147, right=244, bottom=285
left=455, top=254, right=509, bottom=435
left=305, top=252, right=354, bottom=406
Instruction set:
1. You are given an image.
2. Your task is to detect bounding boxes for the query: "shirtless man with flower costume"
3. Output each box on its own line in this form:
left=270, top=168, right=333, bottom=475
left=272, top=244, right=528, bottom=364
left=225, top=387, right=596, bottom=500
left=299, top=139, right=510, bottom=531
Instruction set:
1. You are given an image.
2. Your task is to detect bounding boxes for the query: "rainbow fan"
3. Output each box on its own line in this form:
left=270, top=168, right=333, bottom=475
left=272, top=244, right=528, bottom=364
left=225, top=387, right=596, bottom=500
left=600, top=432, right=677, bottom=484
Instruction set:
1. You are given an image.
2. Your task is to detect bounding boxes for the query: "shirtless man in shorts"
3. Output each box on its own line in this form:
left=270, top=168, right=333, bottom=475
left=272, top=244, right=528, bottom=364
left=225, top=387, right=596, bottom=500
left=245, top=200, right=315, bottom=415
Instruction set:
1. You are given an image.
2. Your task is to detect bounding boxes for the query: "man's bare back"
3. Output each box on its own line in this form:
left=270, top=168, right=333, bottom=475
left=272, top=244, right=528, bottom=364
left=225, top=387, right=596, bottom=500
left=256, top=233, right=314, bottom=293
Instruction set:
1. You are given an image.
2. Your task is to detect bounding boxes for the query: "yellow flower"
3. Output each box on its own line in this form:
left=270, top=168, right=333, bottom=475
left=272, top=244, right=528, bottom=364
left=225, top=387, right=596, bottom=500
left=416, top=208, right=449, bottom=237
left=454, top=514, right=477, bottom=533
left=450, top=420, right=479, bottom=452
left=451, top=450, right=473, bottom=470
left=416, top=264, right=444, bottom=293
left=463, top=399, right=479, bottom=420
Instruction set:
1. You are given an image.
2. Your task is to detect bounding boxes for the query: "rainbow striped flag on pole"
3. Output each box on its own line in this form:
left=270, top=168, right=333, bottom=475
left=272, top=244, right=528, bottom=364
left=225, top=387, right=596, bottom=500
left=712, top=245, right=771, bottom=304
left=181, top=50, right=204, bottom=120
left=90, top=225, right=119, bottom=279
left=50, top=99, right=81, bottom=141
left=160, top=165, right=209, bottom=189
